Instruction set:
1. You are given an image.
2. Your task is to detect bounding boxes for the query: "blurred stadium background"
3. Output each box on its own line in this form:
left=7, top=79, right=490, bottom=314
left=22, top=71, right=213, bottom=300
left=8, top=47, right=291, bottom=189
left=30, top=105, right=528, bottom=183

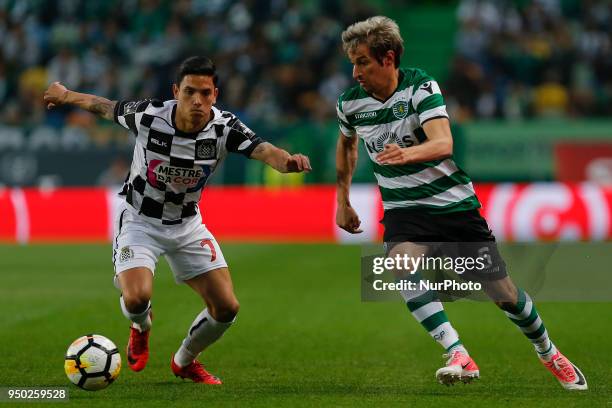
left=1, top=2, right=611, bottom=406
left=1, top=0, right=611, bottom=243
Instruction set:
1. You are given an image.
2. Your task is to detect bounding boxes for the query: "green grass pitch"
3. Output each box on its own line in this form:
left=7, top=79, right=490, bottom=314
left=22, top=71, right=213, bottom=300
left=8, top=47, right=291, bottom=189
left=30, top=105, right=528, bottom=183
left=0, top=243, right=610, bottom=407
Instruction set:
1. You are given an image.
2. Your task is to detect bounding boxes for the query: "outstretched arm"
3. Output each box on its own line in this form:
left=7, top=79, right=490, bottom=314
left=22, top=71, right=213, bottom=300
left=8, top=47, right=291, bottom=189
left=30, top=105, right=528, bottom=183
left=336, top=132, right=362, bottom=234
left=250, top=142, right=312, bottom=173
left=43, top=81, right=117, bottom=121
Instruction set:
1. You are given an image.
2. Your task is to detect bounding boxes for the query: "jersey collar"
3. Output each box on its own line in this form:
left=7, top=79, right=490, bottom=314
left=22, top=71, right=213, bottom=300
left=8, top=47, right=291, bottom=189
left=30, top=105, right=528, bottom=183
left=364, top=69, right=405, bottom=104
left=171, top=104, right=220, bottom=138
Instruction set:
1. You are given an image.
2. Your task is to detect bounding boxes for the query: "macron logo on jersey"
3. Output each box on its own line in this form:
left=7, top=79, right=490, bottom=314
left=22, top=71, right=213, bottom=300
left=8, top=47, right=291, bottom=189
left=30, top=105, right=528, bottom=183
left=420, top=82, right=434, bottom=94
left=355, top=111, right=377, bottom=119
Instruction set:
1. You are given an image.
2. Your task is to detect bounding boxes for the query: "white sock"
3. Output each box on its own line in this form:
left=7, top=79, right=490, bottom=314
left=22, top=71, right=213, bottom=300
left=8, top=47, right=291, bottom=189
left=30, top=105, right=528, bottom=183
left=536, top=340, right=558, bottom=362
left=120, top=296, right=152, bottom=332
left=174, top=308, right=234, bottom=367
left=447, top=343, right=468, bottom=356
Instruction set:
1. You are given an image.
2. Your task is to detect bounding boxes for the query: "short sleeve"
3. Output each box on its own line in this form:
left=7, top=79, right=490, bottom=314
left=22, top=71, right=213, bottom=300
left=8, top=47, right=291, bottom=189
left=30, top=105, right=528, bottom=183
left=225, top=116, right=264, bottom=157
left=113, top=99, right=157, bottom=135
left=336, top=98, right=356, bottom=137
left=411, top=79, right=449, bottom=125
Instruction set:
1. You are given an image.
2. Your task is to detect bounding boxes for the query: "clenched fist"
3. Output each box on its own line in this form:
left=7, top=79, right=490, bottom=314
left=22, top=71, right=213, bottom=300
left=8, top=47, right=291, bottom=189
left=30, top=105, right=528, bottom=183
left=43, top=81, right=69, bottom=109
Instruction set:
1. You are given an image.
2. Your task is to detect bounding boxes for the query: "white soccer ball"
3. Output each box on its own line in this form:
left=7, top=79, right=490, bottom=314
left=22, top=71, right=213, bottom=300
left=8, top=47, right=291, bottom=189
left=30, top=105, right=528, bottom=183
left=64, top=334, right=121, bottom=391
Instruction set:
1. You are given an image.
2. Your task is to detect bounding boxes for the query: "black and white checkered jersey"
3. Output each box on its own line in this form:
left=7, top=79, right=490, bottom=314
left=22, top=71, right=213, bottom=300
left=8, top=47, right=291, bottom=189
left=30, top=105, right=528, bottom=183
left=114, top=99, right=263, bottom=225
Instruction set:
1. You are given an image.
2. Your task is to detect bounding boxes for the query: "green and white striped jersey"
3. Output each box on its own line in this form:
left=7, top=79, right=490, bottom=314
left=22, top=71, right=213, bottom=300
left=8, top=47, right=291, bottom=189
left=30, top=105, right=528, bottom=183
left=336, top=67, right=480, bottom=214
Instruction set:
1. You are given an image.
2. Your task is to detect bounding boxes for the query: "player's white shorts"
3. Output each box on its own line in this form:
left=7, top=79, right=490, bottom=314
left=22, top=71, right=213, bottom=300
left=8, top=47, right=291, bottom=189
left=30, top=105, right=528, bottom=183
left=112, top=202, right=227, bottom=285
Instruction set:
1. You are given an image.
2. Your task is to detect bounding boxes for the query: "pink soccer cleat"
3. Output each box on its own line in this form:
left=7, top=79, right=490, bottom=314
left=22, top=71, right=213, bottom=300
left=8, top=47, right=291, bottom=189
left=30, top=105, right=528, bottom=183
left=541, top=351, right=587, bottom=390
left=435, top=349, right=480, bottom=386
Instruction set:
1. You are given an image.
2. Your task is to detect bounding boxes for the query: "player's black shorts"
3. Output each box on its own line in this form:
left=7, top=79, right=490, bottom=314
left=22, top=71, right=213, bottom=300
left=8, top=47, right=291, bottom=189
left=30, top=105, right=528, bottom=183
left=382, top=208, right=507, bottom=281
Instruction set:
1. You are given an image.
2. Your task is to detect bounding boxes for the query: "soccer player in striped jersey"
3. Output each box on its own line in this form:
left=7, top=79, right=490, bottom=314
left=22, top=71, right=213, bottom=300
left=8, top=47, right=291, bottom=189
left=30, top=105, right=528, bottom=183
left=335, top=16, right=587, bottom=390
left=44, top=56, right=311, bottom=384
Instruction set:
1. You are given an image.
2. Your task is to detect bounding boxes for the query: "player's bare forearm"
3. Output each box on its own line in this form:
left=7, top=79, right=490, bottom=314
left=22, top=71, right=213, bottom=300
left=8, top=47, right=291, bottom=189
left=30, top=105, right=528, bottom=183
left=394, top=137, right=452, bottom=163
left=44, top=81, right=116, bottom=121
left=336, top=134, right=358, bottom=205
left=251, top=143, right=288, bottom=171
left=250, top=142, right=312, bottom=173
left=66, top=92, right=116, bottom=121
left=376, top=117, right=452, bottom=165
left=86, top=95, right=116, bottom=120
left=335, top=134, right=362, bottom=234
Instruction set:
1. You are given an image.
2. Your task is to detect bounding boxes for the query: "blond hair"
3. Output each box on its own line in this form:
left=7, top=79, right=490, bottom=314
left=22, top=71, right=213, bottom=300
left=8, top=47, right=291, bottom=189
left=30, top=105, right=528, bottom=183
left=342, top=16, right=404, bottom=68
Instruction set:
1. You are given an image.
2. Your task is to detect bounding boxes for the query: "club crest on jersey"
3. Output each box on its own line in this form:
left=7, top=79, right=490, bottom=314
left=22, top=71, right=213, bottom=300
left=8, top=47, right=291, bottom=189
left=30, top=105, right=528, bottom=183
left=196, top=139, right=217, bottom=160
left=392, top=101, right=409, bottom=119
left=119, top=246, right=134, bottom=263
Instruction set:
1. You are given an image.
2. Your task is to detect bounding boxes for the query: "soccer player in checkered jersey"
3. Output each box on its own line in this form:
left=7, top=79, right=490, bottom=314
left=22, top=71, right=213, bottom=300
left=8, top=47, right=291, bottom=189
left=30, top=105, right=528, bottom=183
left=44, top=56, right=311, bottom=384
left=335, top=17, right=587, bottom=390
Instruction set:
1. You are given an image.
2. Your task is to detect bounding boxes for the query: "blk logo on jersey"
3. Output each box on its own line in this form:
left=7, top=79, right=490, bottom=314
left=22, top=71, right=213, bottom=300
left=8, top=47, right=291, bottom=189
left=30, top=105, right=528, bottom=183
left=147, top=130, right=173, bottom=155
left=150, top=138, right=167, bottom=148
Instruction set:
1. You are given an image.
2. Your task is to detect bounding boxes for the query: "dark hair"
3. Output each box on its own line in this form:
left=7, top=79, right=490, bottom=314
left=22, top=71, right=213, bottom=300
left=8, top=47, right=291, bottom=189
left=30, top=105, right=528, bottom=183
left=175, top=56, right=218, bottom=86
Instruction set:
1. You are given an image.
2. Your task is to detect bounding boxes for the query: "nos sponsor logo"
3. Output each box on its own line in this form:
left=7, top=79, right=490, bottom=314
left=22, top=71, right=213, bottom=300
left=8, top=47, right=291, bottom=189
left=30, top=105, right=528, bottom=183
left=365, top=132, right=415, bottom=153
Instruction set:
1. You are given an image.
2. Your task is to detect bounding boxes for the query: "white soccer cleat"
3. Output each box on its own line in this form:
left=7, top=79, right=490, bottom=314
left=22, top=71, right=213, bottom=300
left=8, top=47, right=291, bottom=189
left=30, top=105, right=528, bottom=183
left=541, top=351, right=587, bottom=391
left=435, top=350, right=480, bottom=386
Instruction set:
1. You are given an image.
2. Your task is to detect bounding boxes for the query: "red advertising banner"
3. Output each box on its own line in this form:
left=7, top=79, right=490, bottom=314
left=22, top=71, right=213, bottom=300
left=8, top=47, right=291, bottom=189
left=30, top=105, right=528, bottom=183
left=555, top=142, right=612, bottom=183
left=200, top=186, right=337, bottom=242
left=0, top=184, right=610, bottom=243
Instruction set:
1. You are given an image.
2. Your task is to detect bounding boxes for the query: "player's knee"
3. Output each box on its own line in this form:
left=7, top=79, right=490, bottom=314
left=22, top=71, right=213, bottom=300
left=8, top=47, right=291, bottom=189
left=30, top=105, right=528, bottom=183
left=489, top=289, right=517, bottom=310
left=483, top=278, right=518, bottom=307
left=495, top=300, right=516, bottom=312
left=212, top=300, right=240, bottom=323
left=122, top=291, right=151, bottom=314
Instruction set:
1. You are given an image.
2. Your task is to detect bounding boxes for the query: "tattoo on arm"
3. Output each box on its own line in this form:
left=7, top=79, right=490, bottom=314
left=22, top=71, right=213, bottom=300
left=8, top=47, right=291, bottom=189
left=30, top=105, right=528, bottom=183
left=251, top=143, right=267, bottom=157
left=89, top=97, right=117, bottom=121
left=250, top=142, right=289, bottom=172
